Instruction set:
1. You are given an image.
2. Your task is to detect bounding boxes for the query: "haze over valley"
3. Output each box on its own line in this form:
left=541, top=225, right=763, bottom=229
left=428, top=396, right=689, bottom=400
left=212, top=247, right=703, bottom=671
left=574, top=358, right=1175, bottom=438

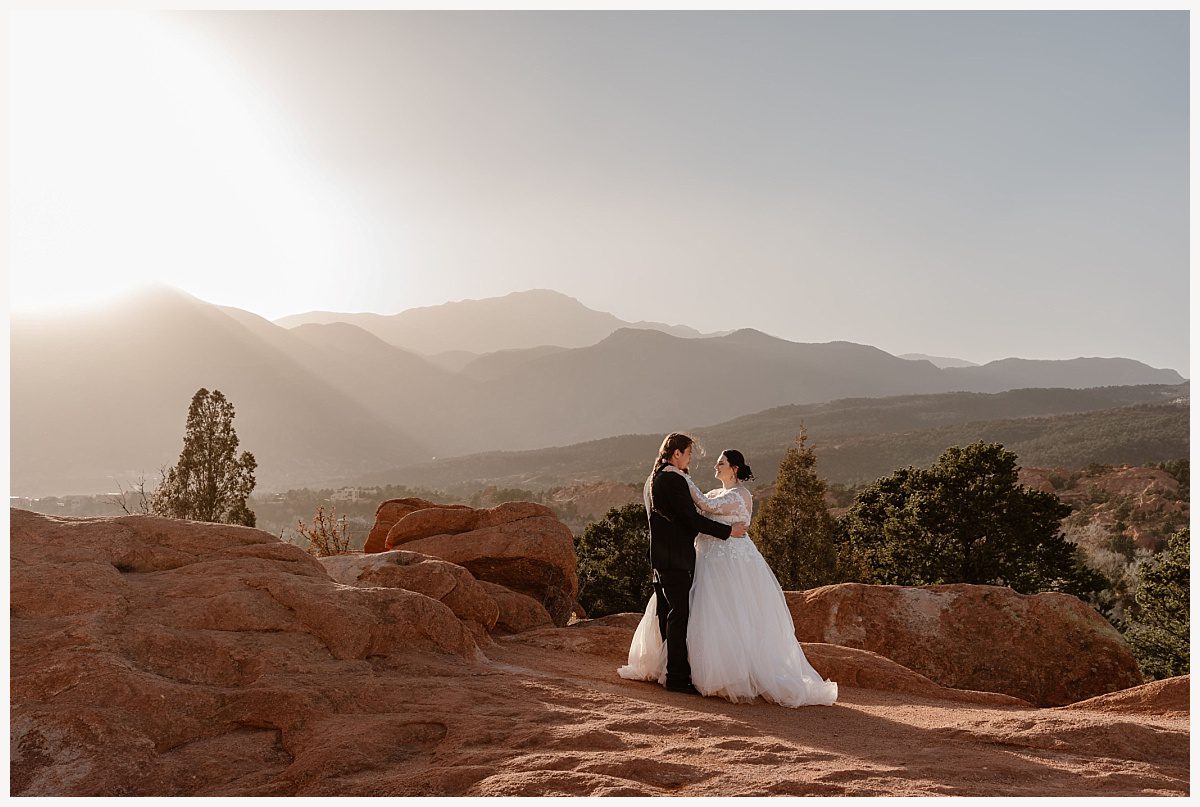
left=11, top=285, right=1187, bottom=497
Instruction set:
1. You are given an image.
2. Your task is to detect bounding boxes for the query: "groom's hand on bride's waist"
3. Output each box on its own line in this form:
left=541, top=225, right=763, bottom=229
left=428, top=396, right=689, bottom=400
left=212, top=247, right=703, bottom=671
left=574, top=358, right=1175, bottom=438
left=730, top=523, right=747, bottom=538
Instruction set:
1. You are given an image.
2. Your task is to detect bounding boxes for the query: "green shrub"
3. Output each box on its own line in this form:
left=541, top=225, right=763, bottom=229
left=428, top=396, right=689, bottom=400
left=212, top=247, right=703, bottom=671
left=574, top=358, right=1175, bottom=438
left=574, top=503, right=653, bottom=617
left=1124, top=528, right=1189, bottom=680
left=839, top=441, right=1104, bottom=598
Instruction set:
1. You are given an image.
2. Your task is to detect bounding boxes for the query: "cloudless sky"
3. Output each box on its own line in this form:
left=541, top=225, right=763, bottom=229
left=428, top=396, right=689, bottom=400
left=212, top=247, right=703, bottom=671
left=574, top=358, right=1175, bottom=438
left=8, top=10, right=1189, bottom=373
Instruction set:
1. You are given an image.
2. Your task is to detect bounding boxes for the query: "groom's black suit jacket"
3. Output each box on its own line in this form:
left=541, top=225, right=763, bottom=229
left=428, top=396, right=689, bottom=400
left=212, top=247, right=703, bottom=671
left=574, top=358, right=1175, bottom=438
left=647, top=468, right=733, bottom=574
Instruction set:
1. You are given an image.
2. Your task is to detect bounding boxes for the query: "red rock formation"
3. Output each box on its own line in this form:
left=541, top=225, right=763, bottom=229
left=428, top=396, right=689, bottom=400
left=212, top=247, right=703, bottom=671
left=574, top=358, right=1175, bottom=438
left=384, top=501, right=556, bottom=548
left=362, top=499, right=577, bottom=626
left=1016, top=466, right=1061, bottom=495
left=787, top=583, right=1143, bottom=706
left=1073, top=466, right=1181, bottom=503
left=1021, top=465, right=1186, bottom=551
left=10, top=509, right=481, bottom=796
left=319, top=550, right=499, bottom=642
left=479, top=581, right=554, bottom=634
left=801, top=644, right=1030, bottom=706
left=11, top=509, right=1187, bottom=797
left=363, top=498, right=472, bottom=553
left=388, top=505, right=579, bottom=627
left=1059, top=675, right=1190, bottom=716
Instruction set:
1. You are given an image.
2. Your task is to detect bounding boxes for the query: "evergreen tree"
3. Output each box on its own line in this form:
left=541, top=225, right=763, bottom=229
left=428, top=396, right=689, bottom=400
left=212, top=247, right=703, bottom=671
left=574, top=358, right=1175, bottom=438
left=151, top=388, right=257, bottom=526
left=839, top=441, right=1102, bottom=597
left=1153, top=458, right=1189, bottom=500
left=1125, top=527, right=1190, bottom=679
left=574, top=503, right=654, bottom=617
left=751, top=425, right=839, bottom=591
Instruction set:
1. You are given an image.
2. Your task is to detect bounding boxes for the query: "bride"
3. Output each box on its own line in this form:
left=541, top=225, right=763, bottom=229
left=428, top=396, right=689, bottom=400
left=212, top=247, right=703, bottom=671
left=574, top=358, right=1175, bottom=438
left=618, top=448, right=838, bottom=707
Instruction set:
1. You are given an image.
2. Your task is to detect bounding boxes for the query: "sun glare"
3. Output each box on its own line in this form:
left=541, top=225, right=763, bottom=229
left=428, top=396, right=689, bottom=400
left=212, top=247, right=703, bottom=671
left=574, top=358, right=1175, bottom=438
left=9, top=10, right=356, bottom=315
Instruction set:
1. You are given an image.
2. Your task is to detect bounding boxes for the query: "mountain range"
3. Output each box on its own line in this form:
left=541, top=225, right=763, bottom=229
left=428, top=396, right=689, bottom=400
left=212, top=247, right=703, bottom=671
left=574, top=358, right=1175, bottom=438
left=898, top=353, right=980, bottom=368
left=274, top=288, right=719, bottom=356
left=10, top=286, right=1186, bottom=496
left=351, top=384, right=1190, bottom=490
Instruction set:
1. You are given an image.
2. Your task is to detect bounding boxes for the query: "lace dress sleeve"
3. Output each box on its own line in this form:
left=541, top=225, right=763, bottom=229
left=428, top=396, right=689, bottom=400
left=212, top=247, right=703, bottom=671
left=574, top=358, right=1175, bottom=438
left=663, top=468, right=745, bottom=518
left=701, top=487, right=750, bottom=519
left=734, top=487, right=754, bottom=524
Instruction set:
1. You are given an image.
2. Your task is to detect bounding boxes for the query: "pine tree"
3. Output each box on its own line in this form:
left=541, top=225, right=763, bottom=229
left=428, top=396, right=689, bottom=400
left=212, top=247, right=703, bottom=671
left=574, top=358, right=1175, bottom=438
left=151, top=388, right=257, bottom=526
left=750, top=425, right=839, bottom=591
left=1125, top=527, right=1190, bottom=679
left=839, top=441, right=1101, bottom=597
left=574, top=503, right=653, bottom=617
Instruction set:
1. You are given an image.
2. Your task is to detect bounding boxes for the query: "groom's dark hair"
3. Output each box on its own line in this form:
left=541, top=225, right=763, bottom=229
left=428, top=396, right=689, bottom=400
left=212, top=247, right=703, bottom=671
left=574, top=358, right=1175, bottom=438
left=652, top=432, right=702, bottom=475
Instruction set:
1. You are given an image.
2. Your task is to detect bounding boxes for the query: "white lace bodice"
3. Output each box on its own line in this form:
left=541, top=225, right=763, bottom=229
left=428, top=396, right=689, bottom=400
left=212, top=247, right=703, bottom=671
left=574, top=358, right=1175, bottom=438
left=663, top=466, right=752, bottom=526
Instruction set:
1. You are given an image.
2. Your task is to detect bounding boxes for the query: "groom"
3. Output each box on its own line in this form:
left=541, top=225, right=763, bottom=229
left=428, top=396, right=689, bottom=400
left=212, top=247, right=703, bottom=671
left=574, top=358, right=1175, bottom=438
left=646, top=432, right=747, bottom=694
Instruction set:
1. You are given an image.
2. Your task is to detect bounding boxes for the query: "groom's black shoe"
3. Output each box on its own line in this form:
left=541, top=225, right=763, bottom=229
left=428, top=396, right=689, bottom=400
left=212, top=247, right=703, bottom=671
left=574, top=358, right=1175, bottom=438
left=665, top=681, right=702, bottom=696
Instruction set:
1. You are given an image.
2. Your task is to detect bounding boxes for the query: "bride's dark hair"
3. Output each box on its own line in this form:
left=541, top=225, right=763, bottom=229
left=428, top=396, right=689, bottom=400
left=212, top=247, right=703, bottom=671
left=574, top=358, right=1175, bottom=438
left=652, top=432, right=702, bottom=475
left=721, top=449, right=755, bottom=481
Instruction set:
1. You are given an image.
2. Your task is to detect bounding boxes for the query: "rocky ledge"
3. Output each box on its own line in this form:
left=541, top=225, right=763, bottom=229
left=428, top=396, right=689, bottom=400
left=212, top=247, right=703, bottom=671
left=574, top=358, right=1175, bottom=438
left=10, top=509, right=1189, bottom=796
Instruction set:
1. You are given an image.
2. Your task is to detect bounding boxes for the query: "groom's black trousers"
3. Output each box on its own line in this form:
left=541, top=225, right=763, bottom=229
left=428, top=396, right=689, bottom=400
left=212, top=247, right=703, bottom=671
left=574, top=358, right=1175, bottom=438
left=654, top=568, right=694, bottom=687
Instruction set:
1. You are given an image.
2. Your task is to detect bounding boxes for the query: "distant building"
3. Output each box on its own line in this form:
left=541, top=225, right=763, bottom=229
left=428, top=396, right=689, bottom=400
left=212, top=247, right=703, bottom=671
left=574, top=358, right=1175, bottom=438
left=331, top=487, right=373, bottom=503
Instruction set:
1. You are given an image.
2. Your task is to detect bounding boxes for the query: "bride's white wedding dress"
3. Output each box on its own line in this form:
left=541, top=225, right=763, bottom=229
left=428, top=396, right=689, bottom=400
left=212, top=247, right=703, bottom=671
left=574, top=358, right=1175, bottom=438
left=618, top=469, right=838, bottom=707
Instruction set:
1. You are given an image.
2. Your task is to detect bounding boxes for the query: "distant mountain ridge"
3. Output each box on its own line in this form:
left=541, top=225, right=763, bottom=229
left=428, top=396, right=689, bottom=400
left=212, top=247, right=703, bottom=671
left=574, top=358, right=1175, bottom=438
left=12, top=287, right=431, bottom=497
left=10, top=286, right=1187, bottom=496
left=356, top=385, right=1189, bottom=491
left=273, top=288, right=720, bottom=355
left=900, top=353, right=980, bottom=368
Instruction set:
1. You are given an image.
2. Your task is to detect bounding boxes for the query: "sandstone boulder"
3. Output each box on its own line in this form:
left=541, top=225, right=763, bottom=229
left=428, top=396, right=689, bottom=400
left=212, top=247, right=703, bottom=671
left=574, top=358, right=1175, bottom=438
left=319, top=550, right=499, bottom=642
left=384, top=501, right=556, bottom=549
left=364, top=498, right=472, bottom=553
left=480, top=581, right=553, bottom=634
left=11, top=509, right=481, bottom=796
left=391, top=506, right=578, bottom=627
left=787, top=583, right=1143, bottom=706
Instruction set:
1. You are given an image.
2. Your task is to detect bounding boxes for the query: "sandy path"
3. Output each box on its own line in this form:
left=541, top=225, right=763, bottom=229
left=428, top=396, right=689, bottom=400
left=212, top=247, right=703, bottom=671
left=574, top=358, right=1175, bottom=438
left=181, top=623, right=1186, bottom=797
left=451, top=633, right=1189, bottom=797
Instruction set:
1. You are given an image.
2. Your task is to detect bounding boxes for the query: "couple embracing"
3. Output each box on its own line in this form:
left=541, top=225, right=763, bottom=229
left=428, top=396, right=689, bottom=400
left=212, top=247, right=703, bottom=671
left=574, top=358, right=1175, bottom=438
left=618, top=432, right=838, bottom=708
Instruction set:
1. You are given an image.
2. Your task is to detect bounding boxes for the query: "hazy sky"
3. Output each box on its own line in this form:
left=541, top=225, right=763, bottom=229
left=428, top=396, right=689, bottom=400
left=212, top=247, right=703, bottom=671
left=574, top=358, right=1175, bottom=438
left=9, top=10, right=1190, bottom=373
